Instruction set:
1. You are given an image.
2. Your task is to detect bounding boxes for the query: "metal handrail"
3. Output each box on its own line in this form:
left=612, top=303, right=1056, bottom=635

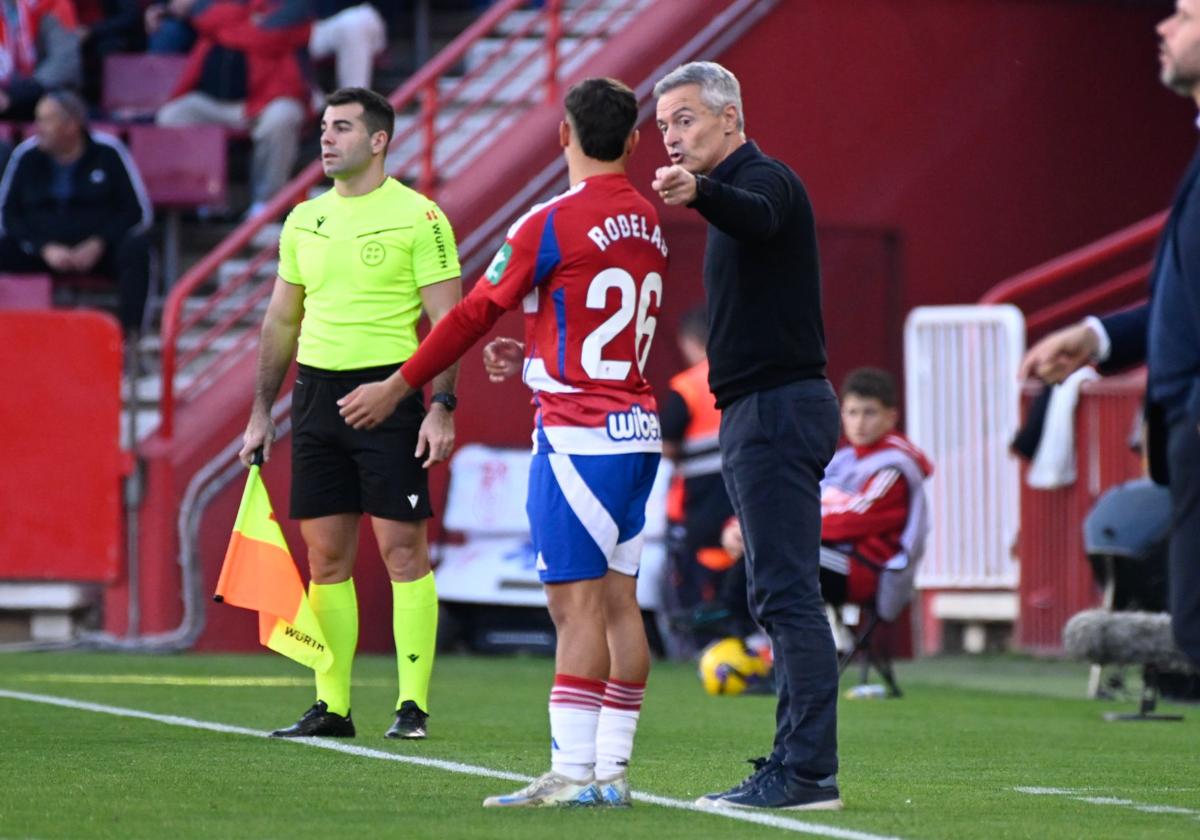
left=1024, top=263, right=1151, bottom=336
left=158, top=0, right=578, bottom=437
left=979, top=210, right=1166, bottom=306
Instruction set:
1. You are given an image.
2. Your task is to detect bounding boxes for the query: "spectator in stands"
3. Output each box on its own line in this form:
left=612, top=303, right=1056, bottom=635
left=155, top=0, right=312, bottom=218
left=144, top=0, right=197, bottom=54
left=75, top=0, right=146, bottom=104
left=0, top=0, right=82, bottom=121
left=1020, top=1, right=1200, bottom=669
left=661, top=306, right=736, bottom=655
left=311, top=2, right=385, bottom=92
left=145, top=1, right=384, bottom=94
left=0, top=90, right=152, bottom=333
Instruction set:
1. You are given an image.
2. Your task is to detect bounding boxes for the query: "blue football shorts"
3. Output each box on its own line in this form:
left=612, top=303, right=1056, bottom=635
left=526, top=450, right=661, bottom=584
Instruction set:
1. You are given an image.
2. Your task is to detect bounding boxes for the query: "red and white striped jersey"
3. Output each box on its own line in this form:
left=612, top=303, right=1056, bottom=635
left=477, top=173, right=669, bottom=454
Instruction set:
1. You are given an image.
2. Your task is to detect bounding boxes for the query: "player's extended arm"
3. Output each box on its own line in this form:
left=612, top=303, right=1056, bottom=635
left=239, top=278, right=304, bottom=465
left=338, top=283, right=507, bottom=431
left=413, top=278, right=463, bottom=468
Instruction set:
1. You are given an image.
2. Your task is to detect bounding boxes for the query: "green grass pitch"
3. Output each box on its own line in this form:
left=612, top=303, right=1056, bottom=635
left=2, top=652, right=1198, bottom=839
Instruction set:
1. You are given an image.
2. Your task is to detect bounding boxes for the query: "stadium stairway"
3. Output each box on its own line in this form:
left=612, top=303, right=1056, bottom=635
left=105, top=0, right=780, bottom=652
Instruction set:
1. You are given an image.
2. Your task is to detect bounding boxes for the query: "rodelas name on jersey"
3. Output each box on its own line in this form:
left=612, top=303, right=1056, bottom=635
left=586, top=213, right=668, bottom=258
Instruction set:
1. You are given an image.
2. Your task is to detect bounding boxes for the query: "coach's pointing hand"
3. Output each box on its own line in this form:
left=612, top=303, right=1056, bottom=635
left=652, top=165, right=697, bottom=206
left=339, top=379, right=408, bottom=430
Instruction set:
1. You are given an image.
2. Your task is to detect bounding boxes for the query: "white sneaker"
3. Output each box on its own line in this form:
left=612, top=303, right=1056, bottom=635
left=482, top=771, right=600, bottom=808
left=596, top=774, right=632, bottom=807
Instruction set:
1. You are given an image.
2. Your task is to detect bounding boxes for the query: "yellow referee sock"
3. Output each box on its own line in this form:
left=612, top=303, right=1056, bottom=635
left=310, top=579, right=358, bottom=717
left=392, top=572, right=438, bottom=712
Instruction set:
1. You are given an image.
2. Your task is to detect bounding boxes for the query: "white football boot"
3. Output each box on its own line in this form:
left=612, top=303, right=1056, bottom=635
left=596, top=774, right=632, bottom=807
left=482, top=771, right=601, bottom=808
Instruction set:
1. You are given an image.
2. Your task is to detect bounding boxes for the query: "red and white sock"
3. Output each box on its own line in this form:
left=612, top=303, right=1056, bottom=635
left=549, top=673, right=606, bottom=781
left=595, top=678, right=645, bottom=780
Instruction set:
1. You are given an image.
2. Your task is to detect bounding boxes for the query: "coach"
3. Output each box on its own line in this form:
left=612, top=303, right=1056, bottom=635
left=652, top=61, right=842, bottom=812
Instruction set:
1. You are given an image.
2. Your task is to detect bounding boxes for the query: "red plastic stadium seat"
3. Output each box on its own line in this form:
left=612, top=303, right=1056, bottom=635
left=0, top=274, right=53, bottom=310
left=127, top=124, right=228, bottom=208
left=102, top=53, right=189, bottom=121
left=128, top=124, right=228, bottom=285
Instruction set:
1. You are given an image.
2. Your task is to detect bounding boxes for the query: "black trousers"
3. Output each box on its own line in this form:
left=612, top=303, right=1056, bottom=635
left=719, top=378, right=841, bottom=780
left=0, top=231, right=151, bottom=331
left=1167, top=414, right=1200, bottom=666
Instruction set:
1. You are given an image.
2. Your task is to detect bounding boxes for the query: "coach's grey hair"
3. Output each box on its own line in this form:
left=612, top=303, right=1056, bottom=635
left=653, top=61, right=744, bottom=132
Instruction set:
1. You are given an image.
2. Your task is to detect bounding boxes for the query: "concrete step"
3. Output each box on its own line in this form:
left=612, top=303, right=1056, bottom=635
left=463, top=35, right=584, bottom=76
left=438, top=38, right=602, bottom=105
left=180, top=288, right=269, bottom=327
left=122, top=366, right=206, bottom=403
left=388, top=109, right=523, bottom=180
left=218, top=257, right=279, bottom=289
left=118, top=407, right=162, bottom=445
left=493, top=3, right=645, bottom=37
left=137, top=330, right=245, bottom=359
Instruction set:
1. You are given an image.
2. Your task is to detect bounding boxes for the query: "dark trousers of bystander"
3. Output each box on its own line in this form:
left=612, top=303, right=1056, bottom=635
left=719, top=378, right=841, bottom=780
left=1167, top=413, right=1200, bottom=666
left=0, top=231, right=152, bottom=331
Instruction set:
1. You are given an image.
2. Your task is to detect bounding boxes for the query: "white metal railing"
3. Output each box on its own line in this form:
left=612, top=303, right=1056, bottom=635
left=905, top=305, right=1025, bottom=589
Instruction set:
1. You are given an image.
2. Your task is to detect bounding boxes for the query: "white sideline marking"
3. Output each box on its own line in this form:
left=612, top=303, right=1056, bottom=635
left=1, top=689, right=904, bottom=840
left=1014, top=786, right=1200, bottom=821
left=13, top=673, right=396, bottom=688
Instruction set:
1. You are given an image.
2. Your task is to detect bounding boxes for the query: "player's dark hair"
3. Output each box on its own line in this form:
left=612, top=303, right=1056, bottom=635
left=326, top=87, right=394, bottom=144
left=564, top=77, right=638, bottom=162
left=841, top=367, right=897, bottom=408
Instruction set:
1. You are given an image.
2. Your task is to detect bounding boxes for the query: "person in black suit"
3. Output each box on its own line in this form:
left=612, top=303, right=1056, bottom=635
left=1020, top=0, right=1200, bottom=668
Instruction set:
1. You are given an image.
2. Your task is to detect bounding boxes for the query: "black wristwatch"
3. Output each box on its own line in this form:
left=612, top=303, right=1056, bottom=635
left=430, top=392, right=458, bottom=412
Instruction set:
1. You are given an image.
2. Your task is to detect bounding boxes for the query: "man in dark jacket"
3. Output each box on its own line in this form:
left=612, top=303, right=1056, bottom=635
left=652, top=61, right=842, bottom=812
left=155, top=0, right=312, bottom=216
left=1020, top=1, right=1200, bottom=668
left=0, top=90, right=153, bottom=332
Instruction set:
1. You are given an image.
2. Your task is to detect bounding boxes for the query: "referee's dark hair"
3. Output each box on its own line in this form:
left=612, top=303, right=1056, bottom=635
left=564, top=77, right=637, bottom=162
left=327, top=87, right=394, bottom=145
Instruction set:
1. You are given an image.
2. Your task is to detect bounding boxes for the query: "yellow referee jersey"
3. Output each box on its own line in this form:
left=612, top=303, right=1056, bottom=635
left=278, top=177, right=461, bottom=370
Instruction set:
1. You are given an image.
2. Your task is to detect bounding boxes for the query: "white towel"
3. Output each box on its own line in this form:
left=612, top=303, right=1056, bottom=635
left=1026, top=367, right=1100, bottom=489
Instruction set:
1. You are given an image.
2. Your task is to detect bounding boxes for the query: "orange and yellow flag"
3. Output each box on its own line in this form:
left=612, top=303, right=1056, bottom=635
left=214, top=465, right=333, bottom=673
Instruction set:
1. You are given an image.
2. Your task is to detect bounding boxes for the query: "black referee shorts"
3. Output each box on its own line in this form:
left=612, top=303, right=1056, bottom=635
left=290, top=363, right=434, bottom=522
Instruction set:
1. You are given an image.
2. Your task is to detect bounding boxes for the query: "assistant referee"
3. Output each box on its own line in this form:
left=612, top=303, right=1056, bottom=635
left=238, top=87, right=462, bottom=741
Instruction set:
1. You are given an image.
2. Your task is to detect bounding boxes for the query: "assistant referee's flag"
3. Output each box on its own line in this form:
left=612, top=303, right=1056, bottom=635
left=214, top=464, right=333, bottom=673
